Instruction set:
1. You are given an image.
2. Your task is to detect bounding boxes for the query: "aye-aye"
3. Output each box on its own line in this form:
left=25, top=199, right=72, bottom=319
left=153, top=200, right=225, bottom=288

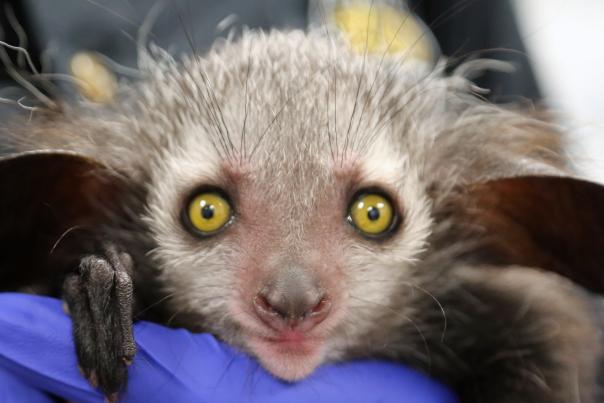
left=1, top=30, right=603, bottom=403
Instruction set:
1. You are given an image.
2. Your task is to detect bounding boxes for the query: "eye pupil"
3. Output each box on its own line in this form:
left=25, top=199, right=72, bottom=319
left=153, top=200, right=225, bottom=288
left=367, top=206, right=380, bottom=221
left=201, top=205, right=215, bottom=219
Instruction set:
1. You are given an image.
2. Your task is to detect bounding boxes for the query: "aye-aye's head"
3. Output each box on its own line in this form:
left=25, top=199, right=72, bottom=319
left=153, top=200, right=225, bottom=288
left=13, top=30, right=566, bottom=380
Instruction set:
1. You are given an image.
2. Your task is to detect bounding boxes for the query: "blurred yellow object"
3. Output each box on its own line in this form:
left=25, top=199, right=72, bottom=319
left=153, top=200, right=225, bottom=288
left=70, top=52, right=116, bottom=103
left=333, top=2, right=435, bottom=62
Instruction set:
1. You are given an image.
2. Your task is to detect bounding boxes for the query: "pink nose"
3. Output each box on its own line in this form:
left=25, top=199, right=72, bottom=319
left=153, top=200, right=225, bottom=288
left=253, top=292, right=332, bottom=332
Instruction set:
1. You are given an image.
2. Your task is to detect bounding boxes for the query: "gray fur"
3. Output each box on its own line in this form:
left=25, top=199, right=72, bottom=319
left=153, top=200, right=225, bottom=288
left=2, top=30, right=599, bottom=402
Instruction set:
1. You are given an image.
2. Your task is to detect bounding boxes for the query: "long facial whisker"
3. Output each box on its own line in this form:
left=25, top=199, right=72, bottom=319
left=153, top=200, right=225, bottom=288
left=49, top=225, right=83, bottom=255
left=134, top=292, right=178, bottom=318
left=349, top=0, right=428, bottom=153
left=325, top=68, right=335, bottom=161
left=347, top=294, right=432, bottom=370
left=341, top=0, right=375, bottom=166
left=350, top=0, right=410, bottom=155
left=400, top=281, right=448, bottom=342
left=174, top=78, right=226, bottom=159
left=315, top=0, right=341, bottom=162
left=359, top=0, right=476, bottom=155
left=360, top=72, right=434, bottom=154
left=173, top=0, right=236, bottom=160
left=390, top=0, right=474, bottom=77
left=316, top=0, right=337, bottom=162
left=240, top=44, right=253, bottom=164
left=248, top=65, right=329, bottom=160
left=347, top=275, right=448, bottom=343
left=166, top=306, right=190, bottom=327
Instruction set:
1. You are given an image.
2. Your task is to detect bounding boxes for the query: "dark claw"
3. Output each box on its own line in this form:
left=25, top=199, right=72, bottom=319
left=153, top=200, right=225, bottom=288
left=62, top=243, right=135, bottom=396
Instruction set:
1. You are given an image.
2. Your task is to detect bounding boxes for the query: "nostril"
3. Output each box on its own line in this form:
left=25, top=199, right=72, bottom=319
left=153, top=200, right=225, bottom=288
left=253, top=291, right=333, bottom=331
left=253, top=294, right=284, bottom=317
left=310, top=296, right=332, bottom=317
left=306, top=296, right=332, bottom=326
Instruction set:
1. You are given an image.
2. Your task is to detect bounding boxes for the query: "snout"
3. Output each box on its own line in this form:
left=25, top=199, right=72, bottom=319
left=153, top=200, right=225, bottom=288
left=252, top=266, right=332, bottom=333
left=253, top=292, right=332, bottom=332
left=240, top=262, right=342, bottom=381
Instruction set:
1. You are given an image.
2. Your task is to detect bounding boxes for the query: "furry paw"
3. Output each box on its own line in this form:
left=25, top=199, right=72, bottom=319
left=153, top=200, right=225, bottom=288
left=62, top=243, right=135, bottom=396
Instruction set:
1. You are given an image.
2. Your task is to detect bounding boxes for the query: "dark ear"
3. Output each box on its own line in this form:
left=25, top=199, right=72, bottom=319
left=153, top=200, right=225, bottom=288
left=441, top=175, right=604, bottom=294
left=0, top=152, right=128, bottom=292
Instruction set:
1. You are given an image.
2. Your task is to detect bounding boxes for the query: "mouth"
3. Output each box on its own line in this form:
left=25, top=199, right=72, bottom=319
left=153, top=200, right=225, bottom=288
left=247, top=330, right=327, bottom=381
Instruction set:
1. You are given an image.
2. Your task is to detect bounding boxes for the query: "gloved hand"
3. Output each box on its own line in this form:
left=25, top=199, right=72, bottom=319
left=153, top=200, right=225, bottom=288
left=0, top=293, right=457, bottom=403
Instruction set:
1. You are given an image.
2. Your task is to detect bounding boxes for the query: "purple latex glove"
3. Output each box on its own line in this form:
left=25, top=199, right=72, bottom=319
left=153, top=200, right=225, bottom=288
left=0, top=293, right=457, bottom=403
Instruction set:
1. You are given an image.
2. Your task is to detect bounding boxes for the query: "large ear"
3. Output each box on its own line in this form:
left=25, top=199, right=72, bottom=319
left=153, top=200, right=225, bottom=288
left=0, top=151, right=128, bottom=292
left=438, top=176, right=604, bottom=294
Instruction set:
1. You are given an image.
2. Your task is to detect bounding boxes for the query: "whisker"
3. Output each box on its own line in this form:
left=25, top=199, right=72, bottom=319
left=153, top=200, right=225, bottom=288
left=401, top=281, right=448, bottom=342
left=359, top=72, right=434, bottom=154
left=315, top=2, right=336, bottom=161
left=240, top=43, right=253, bottom=163
left=392, top=0, right=474, bottom=72
left=358, top=0, right=476, bottom=154
left=346, top=274, right=449, bottom=343
left=349, top=0, right=432, bottom=154
left=349, top=1, right=414, bottom=152
left=49, top=226, right=82, bottom=255
left=348, top=294, right=432, bottom=369
left=173, top=0, right=235, bottom=160
left=341, top=0, right=375, bottom=165
left=135, top=292, right=178, bottom=317
left=248, top=66, right=329, bottom=160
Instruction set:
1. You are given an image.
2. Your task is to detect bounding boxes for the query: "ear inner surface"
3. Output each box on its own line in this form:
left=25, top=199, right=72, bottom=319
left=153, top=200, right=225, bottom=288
left=439, top=176, right=604, bottom=294
left=0, top=152, right=128, bottom=292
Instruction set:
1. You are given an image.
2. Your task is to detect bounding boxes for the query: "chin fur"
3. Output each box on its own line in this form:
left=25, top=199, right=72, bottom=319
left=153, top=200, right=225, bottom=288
left=247, top=336, right=327, bottom=381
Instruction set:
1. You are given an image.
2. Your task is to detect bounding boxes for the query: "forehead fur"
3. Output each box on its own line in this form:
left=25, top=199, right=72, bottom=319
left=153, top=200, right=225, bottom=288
left=7, top=29, right=564, bottom=190
left=135, top=30, right=438, bottom=175
left=123, top=30, right=562, bottom=190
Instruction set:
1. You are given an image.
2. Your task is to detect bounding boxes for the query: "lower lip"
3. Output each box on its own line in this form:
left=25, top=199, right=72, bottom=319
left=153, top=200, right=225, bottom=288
left=247, top=333, right=327, bottom=381
left=254, top=333, right=322, bottom=354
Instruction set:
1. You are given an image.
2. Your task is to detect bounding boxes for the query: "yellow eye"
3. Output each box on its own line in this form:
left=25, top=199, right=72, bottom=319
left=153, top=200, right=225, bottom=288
left=186, top=192, right=232, bottom=235
left=348, top=193, right=396, bottom=236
